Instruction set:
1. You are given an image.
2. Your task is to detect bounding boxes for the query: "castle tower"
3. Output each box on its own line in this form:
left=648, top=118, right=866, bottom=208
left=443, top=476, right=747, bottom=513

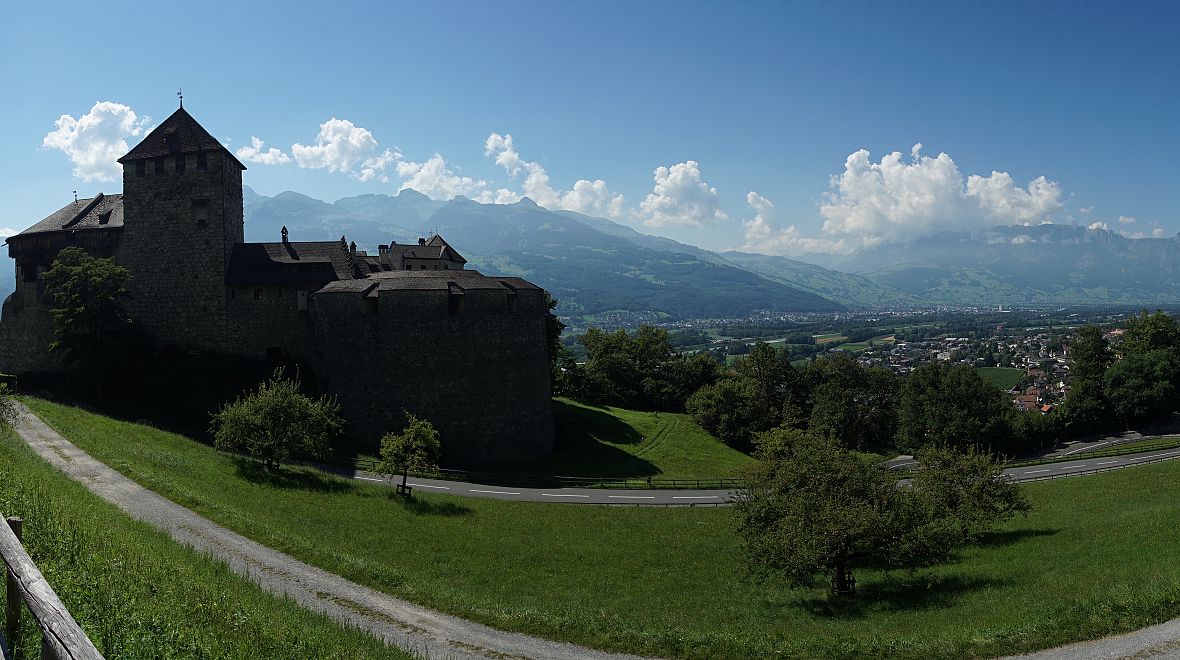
left=116, top=107, right=245, bottom=353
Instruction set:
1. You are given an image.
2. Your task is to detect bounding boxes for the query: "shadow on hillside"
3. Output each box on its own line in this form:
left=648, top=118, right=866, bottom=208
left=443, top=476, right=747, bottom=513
left=389, top=494, right=475, bottom=517
left=233, top=458, right=357, bottom=494
left=553, top=400, right=644, bottom=447
left=800, top=574, right=1014, bottom=618
left=973, top=527, right=1060, bottom=548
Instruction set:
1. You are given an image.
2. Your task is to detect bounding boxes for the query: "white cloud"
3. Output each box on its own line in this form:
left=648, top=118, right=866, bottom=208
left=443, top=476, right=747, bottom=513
left=292, top=118, right=399, bottom=181
left=1153, top=228, right=1166, bottom=238
left=1118, top=215, right=1137, bottom=225
left=42, top=101, right=149, bottom=182
left=395, top=154, right=486, bottom=200
left=819, top=144, right=1063, bottom=247
left=235, top=137, right=292, bottom=165
left=740, top=192, right=848, bottom=256
left=1088, top=221, right=1109, bottom=231
left=0, top=227, right=17, bottom=238
left=636, top=161, right=728, bottom=227
left=483, top=132, right=624, bottom=218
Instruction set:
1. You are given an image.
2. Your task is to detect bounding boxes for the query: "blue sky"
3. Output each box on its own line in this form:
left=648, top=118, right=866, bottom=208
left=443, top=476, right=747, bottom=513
left=2, top=0, right=1177, bottom=254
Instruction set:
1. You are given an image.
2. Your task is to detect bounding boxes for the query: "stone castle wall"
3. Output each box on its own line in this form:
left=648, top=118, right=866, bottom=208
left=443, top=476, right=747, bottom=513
left=226, top=284, right=316, bottom=362
left=310, top=284, right=554, bottom=463
left=118, top=151, right=242, bottom=353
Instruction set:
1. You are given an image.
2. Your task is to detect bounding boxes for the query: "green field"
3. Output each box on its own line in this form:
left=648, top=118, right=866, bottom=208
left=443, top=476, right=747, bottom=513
left=482, top=398, right=752, bottom=479
left=977, top=366, right=1025, bottom=390
left=21, top=397, right=1180, bottom=659
left=0, top=423, right=407, bottom=659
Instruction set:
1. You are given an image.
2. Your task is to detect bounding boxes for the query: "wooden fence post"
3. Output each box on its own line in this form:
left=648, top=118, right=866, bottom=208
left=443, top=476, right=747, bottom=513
left=5, top=516, right=22, bottom=658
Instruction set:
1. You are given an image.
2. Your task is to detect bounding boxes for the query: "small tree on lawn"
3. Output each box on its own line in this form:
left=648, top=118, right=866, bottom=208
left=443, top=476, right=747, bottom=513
left=377, top=412, right=441, bottom=496
left=211, top=368, right=342, bottom=470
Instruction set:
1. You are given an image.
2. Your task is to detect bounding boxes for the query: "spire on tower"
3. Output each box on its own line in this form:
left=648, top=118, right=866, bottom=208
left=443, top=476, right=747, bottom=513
left=177, top=88, right=184, bottom=109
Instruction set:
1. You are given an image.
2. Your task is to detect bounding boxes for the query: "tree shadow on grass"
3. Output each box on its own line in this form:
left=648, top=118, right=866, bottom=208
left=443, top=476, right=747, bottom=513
left=799, top=573, right=1016, bottom=619
left=972, top=527, right=1060, bottom=548
left=385, top=493, right=475, bottom=518
left=233, top=458, right=357, bottom=494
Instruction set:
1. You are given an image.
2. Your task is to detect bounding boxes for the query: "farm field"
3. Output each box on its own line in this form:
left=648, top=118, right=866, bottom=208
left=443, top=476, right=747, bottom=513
left=977, top=366, right=1026, bottom=391
left=0, top=423, right=407, bottom=659
left=22, top=397, right=1180, bottom=660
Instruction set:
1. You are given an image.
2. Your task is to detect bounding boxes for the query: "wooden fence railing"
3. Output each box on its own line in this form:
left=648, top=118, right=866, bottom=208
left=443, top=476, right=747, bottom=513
left=1, top=516, right=103, bottom=660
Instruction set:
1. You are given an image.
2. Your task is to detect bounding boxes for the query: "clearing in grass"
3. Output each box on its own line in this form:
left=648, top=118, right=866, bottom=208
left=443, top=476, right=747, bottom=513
left=23, top=397, right=1180, bottom=660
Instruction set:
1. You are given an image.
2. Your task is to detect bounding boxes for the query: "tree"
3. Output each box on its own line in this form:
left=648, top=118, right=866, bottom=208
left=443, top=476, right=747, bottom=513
left=736, top=342, right=799, bottom=418
left=377, top=412, right=442, bottom=496
left=686, top=378, right=763, bottom=449
left=543, top=291, right=566, bottom=386
left=42, top=247, right=132, bottom=369
left=897, top=363, right=1013, bottom=454
left=211, top=369, right=342, bottom=470
left=1069, top=325, right=1113, bottom=383
left=1104, top=349, right=1180, bottom=426
left=1120, top=310, right=1180, bottom=357
left=737, top=429, right=1029, bottom=597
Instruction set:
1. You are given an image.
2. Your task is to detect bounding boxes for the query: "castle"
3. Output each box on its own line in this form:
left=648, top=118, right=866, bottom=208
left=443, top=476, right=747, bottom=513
left=0, top=106, right=555, bottom=463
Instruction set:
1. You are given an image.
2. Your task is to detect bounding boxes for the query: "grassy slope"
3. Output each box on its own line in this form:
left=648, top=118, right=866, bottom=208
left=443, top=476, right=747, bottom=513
left=24, top=397, right=1180, bottom=659
left=486, top=398, right=753, bottom=479
left=0, top=424, right=408, bottom=659
left=978, top=366, right=1025, bottom=390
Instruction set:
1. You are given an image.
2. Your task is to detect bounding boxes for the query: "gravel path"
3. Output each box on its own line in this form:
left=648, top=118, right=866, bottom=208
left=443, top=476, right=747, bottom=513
left=11, top=403, right=647, bottom=660
left=1005, top=618, right=1180, bottom=659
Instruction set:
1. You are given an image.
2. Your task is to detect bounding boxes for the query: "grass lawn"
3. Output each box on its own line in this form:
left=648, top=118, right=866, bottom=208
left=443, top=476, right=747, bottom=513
left=0, top=423, right=408, bottom=659
left=23, top=397, right=1180, bottom=659
left=468, top=398, right=753, bottom=479
left=977, top=366, right=1025, bottom=390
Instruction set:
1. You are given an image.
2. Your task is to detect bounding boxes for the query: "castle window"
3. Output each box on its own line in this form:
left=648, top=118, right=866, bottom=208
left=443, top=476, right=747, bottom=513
left=197, top=153, right=208, bottom=171
left=154, top=158, right=164, bottom=174
left=192, top=199, right=208, bottom=226
left=135, top=161, right=145, bottom=177
left=297, top=290, right=309, bottom=311
left=253, top=288, right=263, bottom=301
left=175, top=155, right=186, bottom=174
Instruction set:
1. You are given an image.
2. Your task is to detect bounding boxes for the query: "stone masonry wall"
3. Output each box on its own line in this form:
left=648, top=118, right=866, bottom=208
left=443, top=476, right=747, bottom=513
left=118, top=151, right=242, bottom=353
left=226, top=284, right=316, bottom=362
left=311, top=285, right=554, bottom=463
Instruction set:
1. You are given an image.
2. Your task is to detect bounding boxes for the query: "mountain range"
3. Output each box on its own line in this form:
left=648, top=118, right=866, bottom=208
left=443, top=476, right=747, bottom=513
left=4, top=188, right=1177, bottom=319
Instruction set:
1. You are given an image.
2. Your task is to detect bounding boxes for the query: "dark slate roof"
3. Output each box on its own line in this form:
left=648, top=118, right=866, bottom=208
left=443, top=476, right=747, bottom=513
left=226, top=240, right=355, bottom=285
left=10, top=194, right=124, bottom=241
left=316, top=269, right=540, bottom=295
left=394, top=235, right=467, bottom=263
left=118, top=107, right=246, bottom=169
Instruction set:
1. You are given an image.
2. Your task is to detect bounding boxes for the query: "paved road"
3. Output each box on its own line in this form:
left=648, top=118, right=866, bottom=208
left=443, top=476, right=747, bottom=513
left=333, top=444, right=1180, bottom=505
left=11, top=404, right=645, bottom=660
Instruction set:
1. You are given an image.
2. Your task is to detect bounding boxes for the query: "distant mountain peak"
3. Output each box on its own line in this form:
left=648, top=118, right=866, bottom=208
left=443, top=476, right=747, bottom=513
left=515, top=197, right=539, bottom=207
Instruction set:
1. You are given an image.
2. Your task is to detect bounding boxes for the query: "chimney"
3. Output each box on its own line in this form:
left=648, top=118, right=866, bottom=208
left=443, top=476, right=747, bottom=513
left=418, top=237, right=426, bottom=246
left=350, top=241, right=357, bottom=258
left=281, top=226, right=289, bottom=244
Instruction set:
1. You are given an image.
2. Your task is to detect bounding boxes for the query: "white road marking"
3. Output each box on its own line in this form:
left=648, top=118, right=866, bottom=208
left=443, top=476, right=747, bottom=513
left=1062, top=440, right=1116, bottom=456
left=672, top=496, right=718, bottom=500
left=470, top=489, right=521, bottom=495
left=1025, top=469, right=1050, bottom=474
left=1097, top=461, right=1119, bottom=465
left=357, top=477, right=384, bottom=482
left=541, top=493, right=590, bottom=498
left=1155, top=451, right=1180, bottom=457
left=408, top=483, right=450, bottom=490
left=608, top=495, right=656, bottom=499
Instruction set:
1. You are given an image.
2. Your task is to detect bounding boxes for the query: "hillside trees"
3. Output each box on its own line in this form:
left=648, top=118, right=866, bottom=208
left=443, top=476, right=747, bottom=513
left=737, top=428, right=1028, bottom=596
left=897, top=363, right=1014, bottom=453
left=211, top=369, right=342, bottom=469
left=377, top=412, right=442, bottom=496
left=43, top=247, right=133, bottom=372
left=573, top=325, right=722, bottom=411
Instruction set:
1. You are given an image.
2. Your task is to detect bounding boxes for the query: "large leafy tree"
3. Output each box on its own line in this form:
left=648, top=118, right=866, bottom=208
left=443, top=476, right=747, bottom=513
left=211, top=369, right=342, bottom=470
left=42, top=247, right=132, bottom=368
left=1120, top=310, right=1180, bottom=357
left=737, top=429, right=1028, bottom=597
left=543, top=291, right=566, bottom=386
left=377, top=412, right=442, bottom=496
left=1104, top=349, right=1180, bottom=426
left=897, top=363, right=1013, bottom=453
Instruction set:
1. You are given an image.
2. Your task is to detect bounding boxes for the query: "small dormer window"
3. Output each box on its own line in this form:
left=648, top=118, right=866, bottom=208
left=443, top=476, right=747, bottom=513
left=175, top=155, right=186, bottom=174
left=98, top=211, right=111, bottom=225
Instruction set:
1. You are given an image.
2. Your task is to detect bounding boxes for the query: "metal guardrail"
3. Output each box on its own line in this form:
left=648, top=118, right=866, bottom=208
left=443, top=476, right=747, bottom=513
left=1, top=516, right=103, bottom=660
left=1008, top=435, right=1180, bottom=469
left=300, top=457, right=745, bottom=491
left=1009, top=451, right=1180, bottom=483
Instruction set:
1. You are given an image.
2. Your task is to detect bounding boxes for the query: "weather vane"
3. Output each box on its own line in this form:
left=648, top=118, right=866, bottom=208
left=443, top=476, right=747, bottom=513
left=178, top=88, right=183, bottom=109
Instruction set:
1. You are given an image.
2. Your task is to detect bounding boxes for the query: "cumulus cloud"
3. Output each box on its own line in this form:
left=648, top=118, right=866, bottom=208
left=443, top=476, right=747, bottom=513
left=0, top=227, right=17, bottom=238
left=1088, top=221, right=1109, bottom=231
left=1118, top=215, right=1137, bottom=225
left=636, top=161, right=728, bottom=227
left=740, top=192, right=848, bottom=255
left=42, top=101, right=149, bottom=181
left=483, top=132, right=624, bottom=218
left=235, top=137, right=292, bottom=165
left=818, top=144, right=1063, bottom=248
left=291, top=118, right=399, bottom=181
left=395, top=154, right=486, bottom=199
